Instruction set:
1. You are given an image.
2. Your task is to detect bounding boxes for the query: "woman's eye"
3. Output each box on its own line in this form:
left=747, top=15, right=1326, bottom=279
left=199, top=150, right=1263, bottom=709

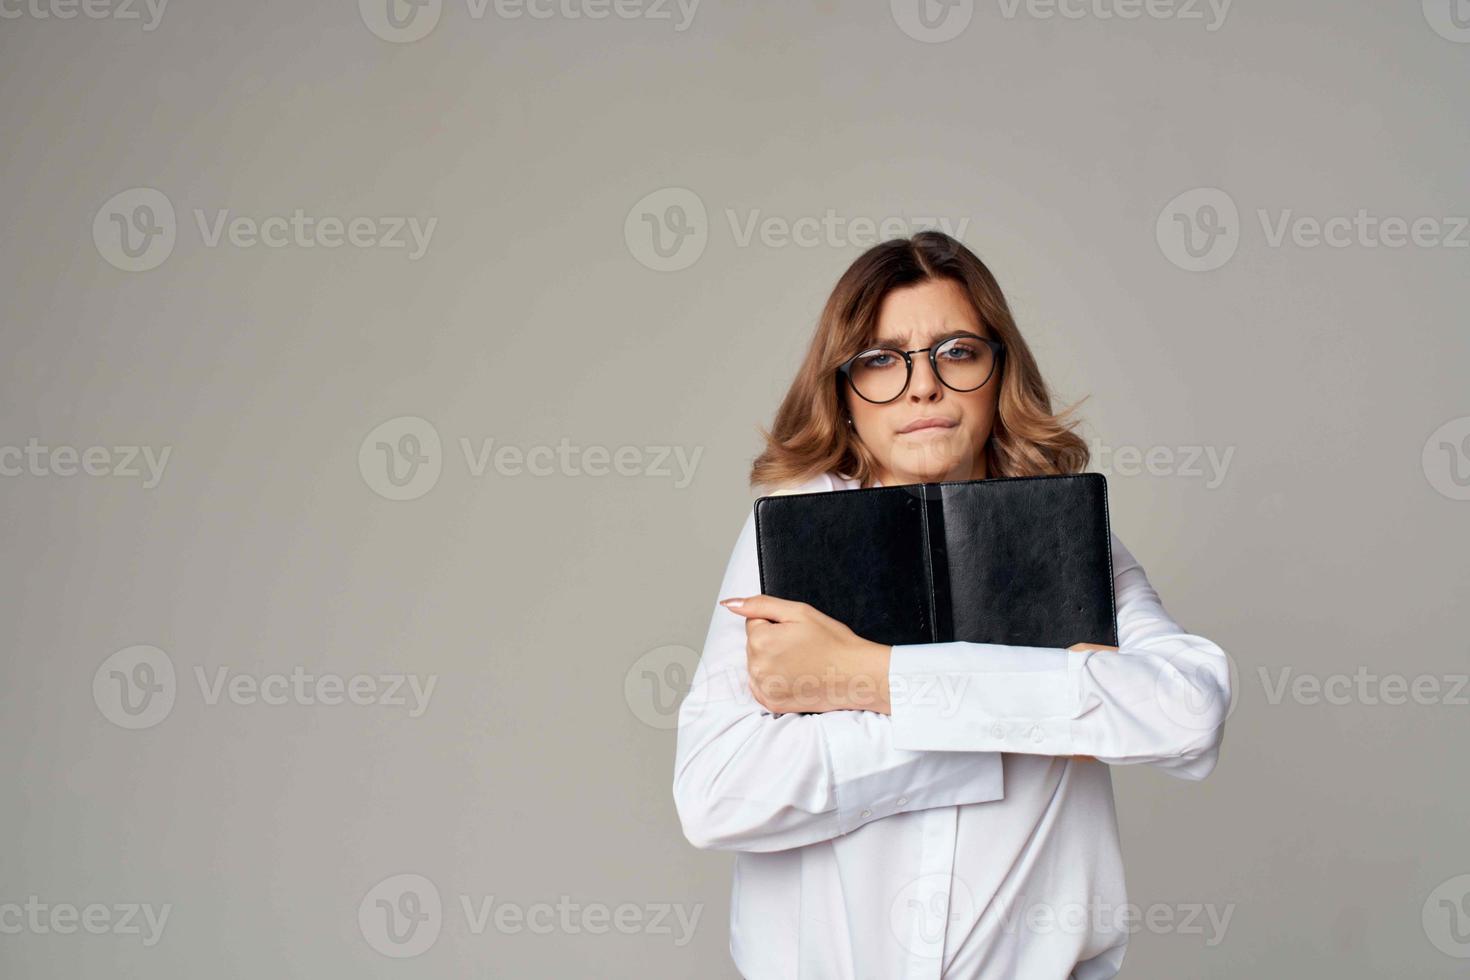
left=862, top=353, right=897, bottom=368
left=940, top=344, right=976, bottom=361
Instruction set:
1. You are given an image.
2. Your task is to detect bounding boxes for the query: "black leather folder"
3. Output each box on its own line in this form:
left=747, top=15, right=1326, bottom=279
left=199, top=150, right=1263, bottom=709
left=754, top=473, right=1117, bottom=649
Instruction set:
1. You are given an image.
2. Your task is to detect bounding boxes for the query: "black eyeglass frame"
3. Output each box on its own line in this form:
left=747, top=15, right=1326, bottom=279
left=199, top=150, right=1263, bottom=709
left=836, top=332, right=1006, bottom=405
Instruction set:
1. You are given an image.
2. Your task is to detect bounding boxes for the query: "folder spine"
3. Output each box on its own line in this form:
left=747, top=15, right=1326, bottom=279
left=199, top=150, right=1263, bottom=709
left=920, top=484, right=954, bottom=643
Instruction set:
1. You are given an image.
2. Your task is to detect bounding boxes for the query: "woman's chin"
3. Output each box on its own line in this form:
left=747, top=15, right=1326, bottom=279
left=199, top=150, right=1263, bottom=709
left=892, top=445, right=976, bottom=482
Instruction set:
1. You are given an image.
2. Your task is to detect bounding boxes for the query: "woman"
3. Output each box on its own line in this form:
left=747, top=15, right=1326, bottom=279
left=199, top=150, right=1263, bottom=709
left=671, top=232, right=1231, bottom=979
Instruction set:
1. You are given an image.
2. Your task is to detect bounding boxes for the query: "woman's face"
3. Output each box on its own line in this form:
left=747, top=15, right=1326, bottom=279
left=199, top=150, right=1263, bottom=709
left=844, top=278, right=1001, bottom=487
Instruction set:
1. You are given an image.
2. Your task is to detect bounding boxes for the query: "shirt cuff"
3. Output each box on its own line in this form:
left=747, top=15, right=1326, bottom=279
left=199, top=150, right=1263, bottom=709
left=817, top=709, right=1004, bottom=836
left=887, top=642, right=1088, bottom=754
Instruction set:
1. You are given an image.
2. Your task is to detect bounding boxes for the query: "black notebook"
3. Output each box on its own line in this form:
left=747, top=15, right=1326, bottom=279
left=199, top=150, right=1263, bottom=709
left=754, top=473, right=1117, bottom=649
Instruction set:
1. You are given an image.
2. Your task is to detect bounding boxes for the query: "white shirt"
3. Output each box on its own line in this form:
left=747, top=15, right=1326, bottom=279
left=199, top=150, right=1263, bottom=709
left=672, top=471, right=1230, bottom=980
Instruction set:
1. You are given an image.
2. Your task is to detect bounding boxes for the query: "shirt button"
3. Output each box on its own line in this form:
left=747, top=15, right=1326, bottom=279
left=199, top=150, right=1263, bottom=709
left=1030, top=725, right=1045, bottom=743
left=990, top=723, right=1005, bottom=738
left=896, top=796, right=908, bottom=806
left=860, top=808, right=872, bottom=819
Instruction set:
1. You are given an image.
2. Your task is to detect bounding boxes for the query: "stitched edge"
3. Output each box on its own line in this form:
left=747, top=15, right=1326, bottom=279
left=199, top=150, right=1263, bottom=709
left=754, top=499, right=767, bottom=594
left=918, top=484, right=937, bottom=642
left=1098, top=474, right=1119, bottom=647
left=753, top=471, right=1103, bottom=503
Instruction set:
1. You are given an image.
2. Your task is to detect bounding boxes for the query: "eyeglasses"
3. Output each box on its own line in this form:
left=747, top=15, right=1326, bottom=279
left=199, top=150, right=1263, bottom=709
left=837, top=332, right=1005, bottom=404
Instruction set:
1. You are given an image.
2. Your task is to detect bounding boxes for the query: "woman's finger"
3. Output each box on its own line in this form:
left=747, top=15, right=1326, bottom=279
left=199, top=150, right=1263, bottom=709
left=720, top=594, right=810, bottom=623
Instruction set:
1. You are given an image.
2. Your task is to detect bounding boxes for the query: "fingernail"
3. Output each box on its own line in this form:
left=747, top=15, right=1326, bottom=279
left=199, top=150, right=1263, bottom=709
left=719, top=598, right=744, bottom=608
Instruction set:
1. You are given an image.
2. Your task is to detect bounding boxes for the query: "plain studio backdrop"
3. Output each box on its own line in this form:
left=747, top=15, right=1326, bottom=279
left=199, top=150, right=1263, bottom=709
left=0, top=1, right=1466, bottom=977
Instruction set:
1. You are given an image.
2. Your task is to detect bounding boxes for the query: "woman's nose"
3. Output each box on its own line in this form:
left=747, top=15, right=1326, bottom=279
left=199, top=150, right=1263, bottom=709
left=907, top=357, right=943, bottom=399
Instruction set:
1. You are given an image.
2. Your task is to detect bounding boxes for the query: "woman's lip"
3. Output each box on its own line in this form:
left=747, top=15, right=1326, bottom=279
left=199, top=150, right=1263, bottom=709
left=898, top=419, right=958, bottom=434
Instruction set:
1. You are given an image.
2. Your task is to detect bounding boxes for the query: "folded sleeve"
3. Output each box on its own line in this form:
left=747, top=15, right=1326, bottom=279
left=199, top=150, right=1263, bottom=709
left=887, top=531, right=1231, bottom=781
left=672, top=494, right=1005, bottom=853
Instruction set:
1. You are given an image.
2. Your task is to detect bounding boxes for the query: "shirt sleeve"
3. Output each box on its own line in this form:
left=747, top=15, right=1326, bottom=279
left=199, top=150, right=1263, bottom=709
left=886, top=531, right=1231, bottom=781
left=672, top=501, right=1005, bottom=853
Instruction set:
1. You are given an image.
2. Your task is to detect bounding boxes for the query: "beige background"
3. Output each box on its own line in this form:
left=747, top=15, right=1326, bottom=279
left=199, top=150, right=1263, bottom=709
left=1, top=0, right=1467, bottom=976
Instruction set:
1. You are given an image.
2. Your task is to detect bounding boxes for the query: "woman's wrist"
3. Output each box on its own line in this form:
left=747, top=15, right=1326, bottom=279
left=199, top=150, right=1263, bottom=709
left=845, top=638, right=893, bottom=714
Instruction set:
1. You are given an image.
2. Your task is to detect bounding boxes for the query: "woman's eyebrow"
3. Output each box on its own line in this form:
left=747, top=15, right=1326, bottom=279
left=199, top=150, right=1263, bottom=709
left=872, top=328, right=984, bottom=347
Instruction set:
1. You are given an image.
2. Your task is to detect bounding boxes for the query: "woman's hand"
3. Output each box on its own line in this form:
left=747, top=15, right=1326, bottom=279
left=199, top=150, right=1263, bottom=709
left=1065, top=641, right=1119, bottom=762
left=719, top=595, right=893, bottom=715
left=1067, top=643, right=1118, bottom=654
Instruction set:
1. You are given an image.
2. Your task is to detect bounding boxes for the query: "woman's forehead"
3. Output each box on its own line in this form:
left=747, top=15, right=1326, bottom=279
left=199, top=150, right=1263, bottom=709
left=871, top=283, right=984, bottom=345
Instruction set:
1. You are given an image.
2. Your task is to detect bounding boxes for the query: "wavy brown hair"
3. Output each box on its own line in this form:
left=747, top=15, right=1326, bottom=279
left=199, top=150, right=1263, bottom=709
left=750, top=231, right=1090, bottom=491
